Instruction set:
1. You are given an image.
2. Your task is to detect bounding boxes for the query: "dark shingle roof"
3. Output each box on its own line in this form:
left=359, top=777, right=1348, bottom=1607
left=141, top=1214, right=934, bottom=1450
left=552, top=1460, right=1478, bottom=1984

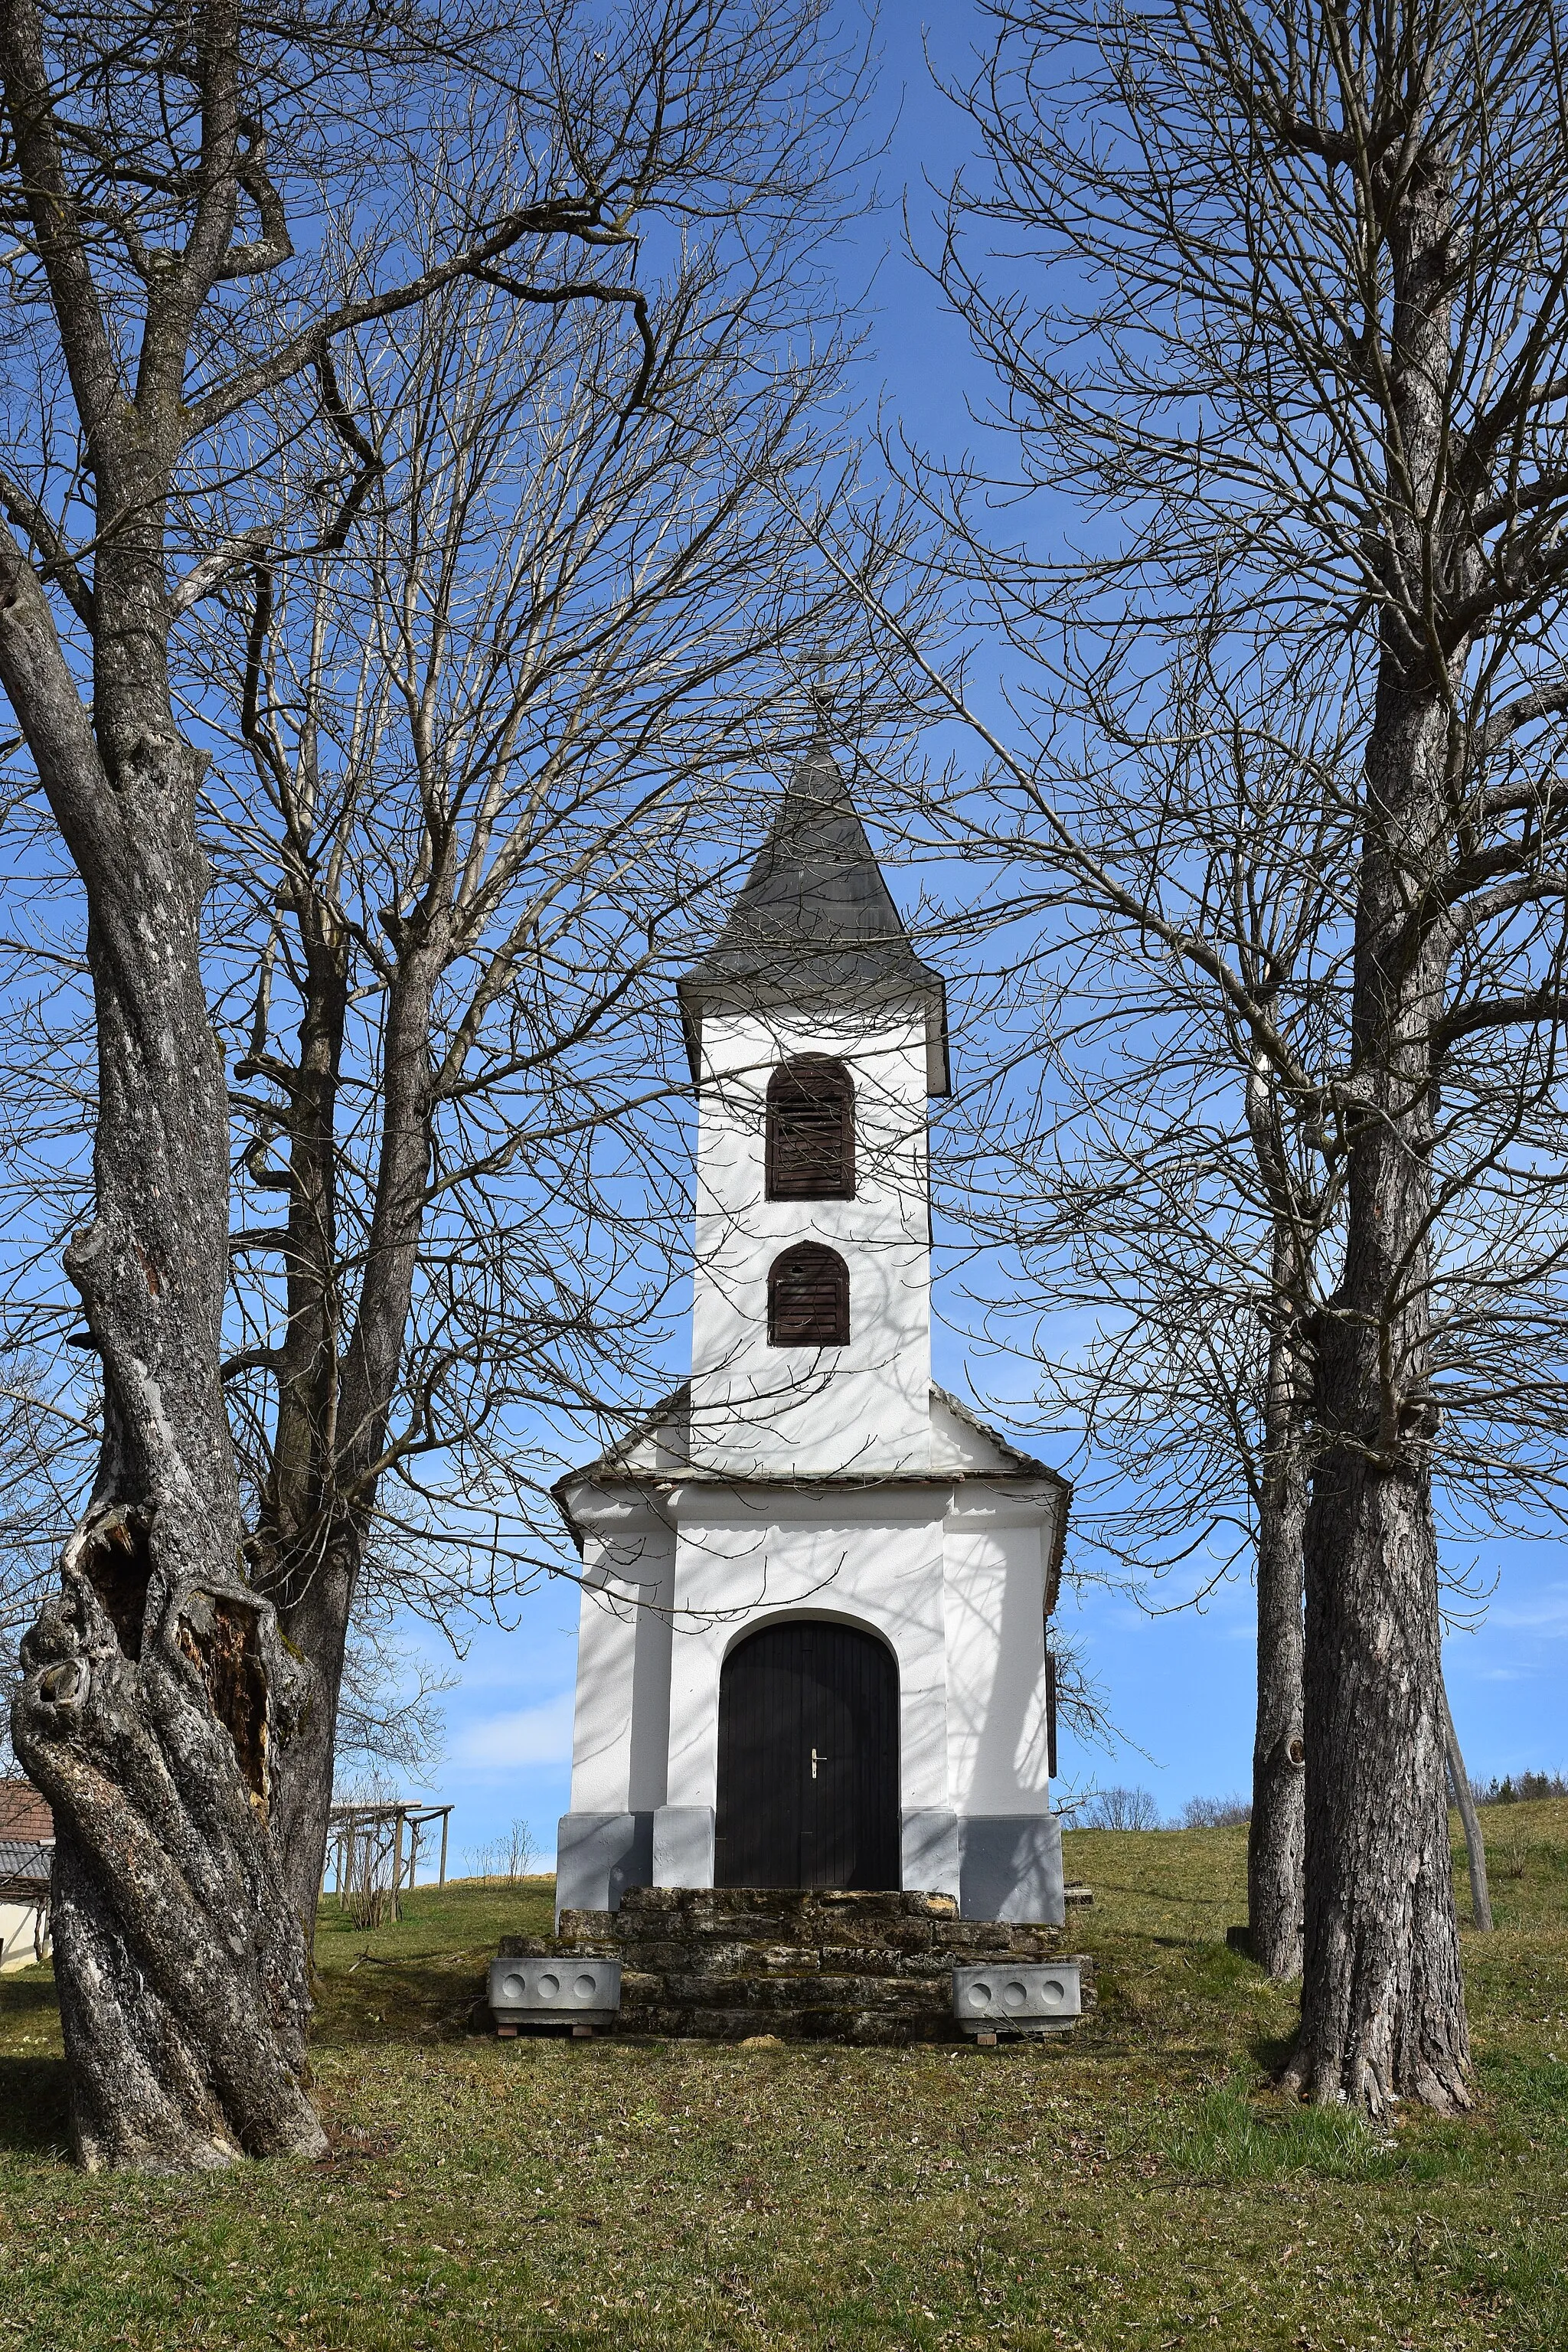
left=0, top=1838, right=51, bottom=1894
left=554, top=1380, right=1063, bottom=1494
left=677, top=740, right=949, bottom=1093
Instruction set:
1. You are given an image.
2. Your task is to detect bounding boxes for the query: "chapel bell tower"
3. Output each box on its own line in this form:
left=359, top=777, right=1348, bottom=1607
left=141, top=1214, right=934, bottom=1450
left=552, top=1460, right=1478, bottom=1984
left=553, top=727, right=1070, bottom=1926
left=675, top=731, right=949, bottom=1478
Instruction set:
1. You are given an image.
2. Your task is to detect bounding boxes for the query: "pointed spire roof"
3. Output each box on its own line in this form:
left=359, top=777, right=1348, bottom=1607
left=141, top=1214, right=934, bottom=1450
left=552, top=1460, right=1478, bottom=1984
left=678, top=737, right=950, bottom=1093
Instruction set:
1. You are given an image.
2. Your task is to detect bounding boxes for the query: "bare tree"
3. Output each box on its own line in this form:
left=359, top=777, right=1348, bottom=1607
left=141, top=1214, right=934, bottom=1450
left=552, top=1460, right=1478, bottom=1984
left=0, top=0, right=870, bottom=2169
left=194, top=219, right=903, bottom=1932
left=853, top=0, right=1568, bottom=2109
left=936, top=708, right=1350, bottom=1980
left=1080, top=1785, right=1161, bottom=1830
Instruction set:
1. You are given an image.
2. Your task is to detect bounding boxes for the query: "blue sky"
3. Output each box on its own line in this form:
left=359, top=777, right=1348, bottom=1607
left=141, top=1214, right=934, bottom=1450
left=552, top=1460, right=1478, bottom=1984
left=422, top=4, right=1568, bottom=1870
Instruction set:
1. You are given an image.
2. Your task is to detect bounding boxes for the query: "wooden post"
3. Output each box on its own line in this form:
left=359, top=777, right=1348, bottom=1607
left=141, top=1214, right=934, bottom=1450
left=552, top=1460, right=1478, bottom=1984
left=1439, top=1673, right=1494, bottom=1932
left=439, top=1808, right=449, bottom=1888
left=391, top=1808, right=404, bottom=1925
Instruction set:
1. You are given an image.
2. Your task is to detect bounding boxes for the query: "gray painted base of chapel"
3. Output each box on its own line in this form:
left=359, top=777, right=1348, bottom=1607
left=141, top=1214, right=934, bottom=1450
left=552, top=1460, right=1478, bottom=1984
left=957, top=1814, right=1065, bottom=1926
left=555, top=1807, right=1063, bottom=1927
left=652, top=1805, right=716, bottom=1888
left=554, top=1811, right=655, bottom=1919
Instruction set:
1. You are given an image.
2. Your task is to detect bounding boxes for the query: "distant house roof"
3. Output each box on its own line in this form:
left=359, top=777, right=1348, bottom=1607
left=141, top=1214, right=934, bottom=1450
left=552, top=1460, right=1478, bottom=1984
left=0, top=1779, right=52, bottom=1844
left=0, top=1839, right=51, bottom=1899
left=677, top=738, right=950, bottom=1095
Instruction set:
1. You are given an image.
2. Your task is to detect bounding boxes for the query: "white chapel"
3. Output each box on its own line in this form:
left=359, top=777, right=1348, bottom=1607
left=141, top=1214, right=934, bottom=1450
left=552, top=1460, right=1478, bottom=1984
left=553, top=733, right=1070, bottom=1923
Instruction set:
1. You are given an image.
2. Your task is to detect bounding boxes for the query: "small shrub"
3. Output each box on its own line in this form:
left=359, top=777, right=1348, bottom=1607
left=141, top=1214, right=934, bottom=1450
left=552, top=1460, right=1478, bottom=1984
left=464, top=1818, right=539, bottom=1886
left=1082, top=1785, right=1163, bottom=1830
left=501, top=1819, right=538, bottom=1880
left=349, top=1882, right=391, bottom=1931
left=1180, top=1794, right=1252, bottom=1828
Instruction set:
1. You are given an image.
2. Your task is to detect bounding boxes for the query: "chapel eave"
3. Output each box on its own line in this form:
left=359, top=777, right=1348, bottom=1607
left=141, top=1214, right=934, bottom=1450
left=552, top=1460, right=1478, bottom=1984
left=551, top=1380, right=1070, bottom=1614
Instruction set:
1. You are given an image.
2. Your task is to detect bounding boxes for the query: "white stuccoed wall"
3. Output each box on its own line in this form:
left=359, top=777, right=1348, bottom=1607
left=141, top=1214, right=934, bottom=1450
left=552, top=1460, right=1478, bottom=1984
left=663, top=1494, right=951, bottom=1812
left=567, top=1505, right=675, bottom=1815
left=0, top=1899, right=47, bottom=1971
left=688, top=1004, right=932, bottom=1476
left=564, top=1459, right=1063, bottom=1823
left=942, top=1509, right=1055, bottom=1811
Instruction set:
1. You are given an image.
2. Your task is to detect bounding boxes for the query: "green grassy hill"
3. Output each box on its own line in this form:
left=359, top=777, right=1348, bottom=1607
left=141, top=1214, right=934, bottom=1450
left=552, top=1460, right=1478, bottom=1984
left=1, top=1808, right=1565, bottom=2350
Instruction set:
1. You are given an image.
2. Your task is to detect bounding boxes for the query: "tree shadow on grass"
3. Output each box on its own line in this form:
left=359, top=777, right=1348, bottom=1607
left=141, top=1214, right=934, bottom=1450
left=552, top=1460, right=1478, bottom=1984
left=310, top=1958, right=488, bottom=2048
left=0, top=1970, right=70, bottom=2158
left=0, top=1968, right=59, bottom=2017
left=0, top=2056, right=70, bottom=2155
left=1250, top=2029, right=1299, bottom=2079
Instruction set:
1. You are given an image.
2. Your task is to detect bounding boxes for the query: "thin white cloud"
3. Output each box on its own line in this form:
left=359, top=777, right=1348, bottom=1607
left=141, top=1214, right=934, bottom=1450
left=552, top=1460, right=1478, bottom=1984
left=452, top=1693, right=574, bottom=1770
left=1488, top=1583, right=1568, bottom=1636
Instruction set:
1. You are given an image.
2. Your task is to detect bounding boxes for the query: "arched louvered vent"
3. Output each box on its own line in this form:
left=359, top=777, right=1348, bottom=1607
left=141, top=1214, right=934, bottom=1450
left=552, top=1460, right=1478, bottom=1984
left=767, top=1242, right=850, bottom=1348
left=766, top=1057, right=854, bottom=1199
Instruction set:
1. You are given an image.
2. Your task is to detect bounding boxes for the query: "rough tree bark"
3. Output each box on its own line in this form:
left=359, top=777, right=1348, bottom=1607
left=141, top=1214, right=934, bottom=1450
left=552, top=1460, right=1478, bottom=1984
left=1294, top=1210, right=1468, bottom=2111
left=0, top=526, right=325, bottom=2165
left=1283, top=146, right=1472, bottom=2114
left=1248, top=1223, right=1308, bottom=1978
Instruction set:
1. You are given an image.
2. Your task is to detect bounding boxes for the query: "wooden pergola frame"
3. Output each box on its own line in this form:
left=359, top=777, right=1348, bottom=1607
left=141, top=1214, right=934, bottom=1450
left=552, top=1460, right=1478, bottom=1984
left=321, top=1800, right=453, bottom=1923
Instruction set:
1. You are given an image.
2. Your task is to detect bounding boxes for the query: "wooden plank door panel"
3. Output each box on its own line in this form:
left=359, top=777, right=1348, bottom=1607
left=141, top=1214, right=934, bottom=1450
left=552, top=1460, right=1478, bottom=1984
left=716, top=1620, right=899, bottom=1890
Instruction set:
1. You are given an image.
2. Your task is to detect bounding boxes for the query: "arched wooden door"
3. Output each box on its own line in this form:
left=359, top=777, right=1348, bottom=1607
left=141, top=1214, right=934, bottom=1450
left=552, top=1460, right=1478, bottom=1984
left=715, top=1620, right=900, bottom=1890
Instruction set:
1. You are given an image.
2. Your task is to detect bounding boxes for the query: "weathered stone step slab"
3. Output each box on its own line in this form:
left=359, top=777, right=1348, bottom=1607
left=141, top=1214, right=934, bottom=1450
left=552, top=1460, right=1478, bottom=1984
left=629, top=1972, right=946, bottom=2011
left=619, top=2004, right=966, bottom=2045
left=545, top=1917, right=1065, bottom=1956
left=615, top=1886, right=960, bottom=1922
left=496, top=1886, right=1091, bottom=2045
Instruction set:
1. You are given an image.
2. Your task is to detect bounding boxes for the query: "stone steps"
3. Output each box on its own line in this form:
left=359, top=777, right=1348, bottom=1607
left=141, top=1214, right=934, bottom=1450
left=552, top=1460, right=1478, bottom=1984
left=496, top=1886, right=1092, bottom=2044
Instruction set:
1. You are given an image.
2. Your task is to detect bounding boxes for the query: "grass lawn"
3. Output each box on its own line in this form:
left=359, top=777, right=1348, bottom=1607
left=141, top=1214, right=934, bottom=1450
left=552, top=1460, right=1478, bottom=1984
left=1, top=1806, right=1565, bottom=2350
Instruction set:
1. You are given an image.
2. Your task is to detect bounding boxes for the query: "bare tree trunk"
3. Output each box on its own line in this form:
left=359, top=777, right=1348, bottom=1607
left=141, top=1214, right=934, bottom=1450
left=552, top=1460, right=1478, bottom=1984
left=1293, top=1373, right=1467, bottom=2108
left=1285, top=148, right=1472, bottom=2113
left=237, top=890, right=356, bottom=1938
left=1249, top=1227, right=1308, bottom=1977
left=1289, top=716, right=1470, bottom=2112
left=915, top=0, right=1568, bottom=2107
left=250, top=942, right=443, bottom=1932
left=1439, top=1674, right=1493, bottom=1932
left=258, top=1533, right=361, bottom=1939
left=2, top=0, right=865, bottom=2164
left=0, top=537, right=325, bottom=2167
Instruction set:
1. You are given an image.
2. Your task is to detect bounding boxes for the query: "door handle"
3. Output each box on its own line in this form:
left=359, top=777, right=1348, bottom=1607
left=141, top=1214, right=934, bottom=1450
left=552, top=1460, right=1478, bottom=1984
left=811, top=1748, right=827, bottom=1779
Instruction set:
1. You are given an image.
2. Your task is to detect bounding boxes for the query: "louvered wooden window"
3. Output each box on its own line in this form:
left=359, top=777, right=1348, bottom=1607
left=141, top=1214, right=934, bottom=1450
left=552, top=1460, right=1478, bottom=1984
left=766, top=1057, right=854, bottom=1199
left=767, top=1243, right=850, bottom=1347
